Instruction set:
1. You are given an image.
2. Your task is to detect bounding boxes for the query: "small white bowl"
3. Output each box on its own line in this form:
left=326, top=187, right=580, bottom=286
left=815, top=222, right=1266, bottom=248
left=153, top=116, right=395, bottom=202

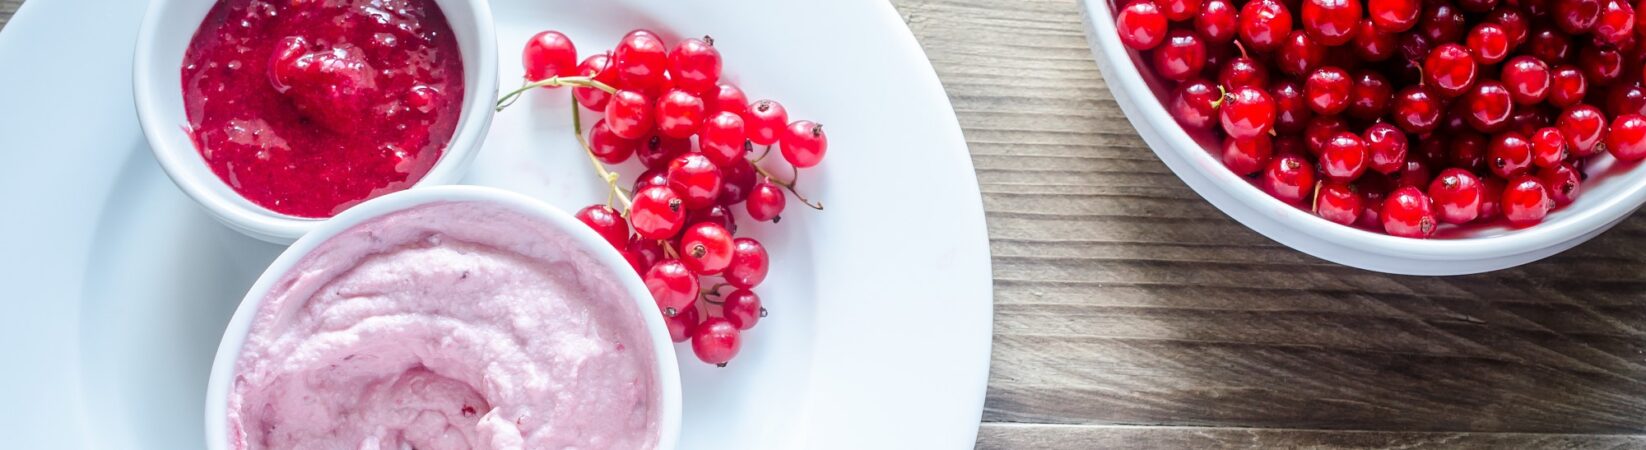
left=1080, top=0, right=1646, bottom=275
left=133, top=0, right=499, bottom=244
left=204, top=185, right=682, bottom=450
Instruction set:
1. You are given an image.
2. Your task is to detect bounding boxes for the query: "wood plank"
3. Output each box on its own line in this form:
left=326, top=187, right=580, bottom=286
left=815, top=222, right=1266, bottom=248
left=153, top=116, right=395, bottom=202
left=976, top=424, right=1646, bottom=449
left=890, top=0, right=1646, bottom=439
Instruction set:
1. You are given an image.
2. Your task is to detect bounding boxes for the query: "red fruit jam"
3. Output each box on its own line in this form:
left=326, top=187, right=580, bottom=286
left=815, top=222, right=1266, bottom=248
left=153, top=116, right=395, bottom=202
left=182, top=0, right=465, bottom=218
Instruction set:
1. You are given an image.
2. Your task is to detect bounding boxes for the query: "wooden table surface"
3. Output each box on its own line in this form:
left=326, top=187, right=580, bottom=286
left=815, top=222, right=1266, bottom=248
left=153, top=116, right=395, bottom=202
left=5, top=0, right=1645, bottom=448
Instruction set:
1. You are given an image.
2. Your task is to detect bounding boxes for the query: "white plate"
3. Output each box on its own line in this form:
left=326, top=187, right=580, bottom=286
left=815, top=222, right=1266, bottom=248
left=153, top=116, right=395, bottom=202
left=0, top=0, right=994, bottom=448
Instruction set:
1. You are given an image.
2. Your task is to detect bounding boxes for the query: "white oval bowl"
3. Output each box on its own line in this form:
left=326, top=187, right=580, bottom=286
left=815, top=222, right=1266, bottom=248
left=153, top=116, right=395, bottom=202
left=203, top=185, right=681, bottom=450
left=133, top=0, right=499, bottom=244
left=1079, top=0, right=1646, bottom=275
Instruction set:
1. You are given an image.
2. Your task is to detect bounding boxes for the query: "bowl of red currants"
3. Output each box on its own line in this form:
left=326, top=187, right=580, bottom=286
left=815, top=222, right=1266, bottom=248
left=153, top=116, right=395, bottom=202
left=1081, top=0, right=1646, bottom=275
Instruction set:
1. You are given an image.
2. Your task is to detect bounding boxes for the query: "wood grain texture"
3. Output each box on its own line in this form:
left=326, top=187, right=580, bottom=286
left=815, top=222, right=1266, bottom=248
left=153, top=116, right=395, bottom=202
left=887, top=0, right=1646, bottom=447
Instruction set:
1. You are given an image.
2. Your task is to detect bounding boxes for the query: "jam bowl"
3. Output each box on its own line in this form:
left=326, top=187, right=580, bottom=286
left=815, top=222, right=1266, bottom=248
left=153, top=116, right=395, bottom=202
left=134, top=0, right=499, bottom=243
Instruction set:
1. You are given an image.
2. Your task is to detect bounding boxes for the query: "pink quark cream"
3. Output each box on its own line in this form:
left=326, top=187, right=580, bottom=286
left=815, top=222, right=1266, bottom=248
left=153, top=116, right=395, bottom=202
left=225, top=201, right=661, bottom=449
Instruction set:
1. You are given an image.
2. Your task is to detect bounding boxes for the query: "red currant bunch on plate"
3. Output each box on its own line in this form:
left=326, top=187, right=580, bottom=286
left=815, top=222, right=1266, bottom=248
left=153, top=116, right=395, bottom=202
left=500, top=29, right=827, bottom=367
left=1115, top=0, right=1646, bottom=238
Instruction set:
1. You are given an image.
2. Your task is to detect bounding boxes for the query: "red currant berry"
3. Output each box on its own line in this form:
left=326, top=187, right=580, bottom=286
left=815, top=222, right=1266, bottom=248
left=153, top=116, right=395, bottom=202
left=1302, top=0, right=1362, bottom=46
left=1355, top=174, right=1391, bottom=229
left=667, top=153, right=723, bottom=209
left=685, top=204, right=738, bottom=235
left=664, top=304, right=698, bottom=343
left=1554, top=0, right=1603, bottom=34
left=747, top=182, right=786, bottom=222
left=721, top=289, right=764, bottom=330
left=1305, top=115, right=1348, bottom=155
left=614, top=29, right=668, bottom=89
left=1538, top=162, right=1583, bottom=206
left=1153, top=29, right=1207, bottom=82
left=1488, top=131, right=1534, bottom=179
left=1526, top=26, right=1573, bottom=63
left=1369, top=0, right=1420, bottom=32
left=1117, top=0, right=1169, bottom=50
left=1276, top=31, right=1325, bottom=76
left=1392, top=86, right=1443, bottom=134
left=1501, top=175, right=1555, bottom=226
left=1501, top=56, right=1551, bottom=105
left=1172, top=79, right=1222, bottom=130
left=604, top=90, right=654, bottom=140
left=1424, top=43, right=1478, bottom=98
left=1382, top=186, right=1437, bottom=238
left=1196, top=0, right=1239, bottom=44
left=1351, top=19, right=1398, bottom=61
left=725, top=237, right=769, bottom=289
left=1304, top=66, right=1352, bottom=115
left=1394, top=158, right=1433, bottom=188
left=1220, top=86, right=1275, bottom=140
left=655, top=89, right=706, bottom=139
left=705, top=83, right=750, bottom=118
left=1348, top=70, right=1392, bottom=120
left=668, top=37, right=721, bottom=93
left=1222, top=136, right=1273, bottom=176
left=1271, top=80, right=1312, bottom=134
left=1548, top=66, right=1587, bottom=109
left=628, top=238, right=664, bottom=276
left=1449, top=132, right=1488, bottom=171
left=1607, top=83, right=1646, bottom=116
left=1488, top=6, right=1530, bottom=44
left=717, top=159, right=757, bottom=205
left=645, top=259, right=698, bottom=317
left=678, top=222, right=734, bottom=275
left=781, top=120, right=828, bottom=168
left=1428, top=168, right=1483, bottom=224
left=1420, top=2, right=1468, bottom=43
left=1238, top=0, right=1294, bottom=52
left=589, top=119, right=639, bottom=164
left=630, top=186, right=686, bottom=239
left=1531, top=127, right=1568, bottom=168
left=691, top=317, right=741, bottom=366
left=1313, top=181, right=1361, bottom=225
left=1478, top=176, right=1505, bottom=222
left=1559, top=105, right=1608, bottom=157
left=1465, top=24, right=1511, bottom=65
left=1364, top=123, right=1409, bottom=174
left=1577, top=46, right=1624, bottom=86
left=573, top=53, right=617, bottom=110
left=575, top=204, right=628, bottom=248
left=746, top=100, right=789, bottom=146
left=523, top=30, right=577, bottom=83
left=1595, top=0, right=1636, bottom=45
left=637, top=135, right=691, bottom=169
left=1320, top=132, right=1368, bottom=181
left=1263, top=155, right=1316, bottom=204
left=1607, top=113, right=1646, bottom=161
left=699, top=111, right=747, bottom=167
left=633, top=167, right=670, bottom=193
left=1218, top=57, right=1269, bottom=90
left=1465, top=81, right=1513, bottom=133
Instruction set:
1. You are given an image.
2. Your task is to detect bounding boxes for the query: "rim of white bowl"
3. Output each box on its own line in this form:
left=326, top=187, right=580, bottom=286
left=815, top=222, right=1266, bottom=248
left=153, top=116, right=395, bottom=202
left=1083, top=0, right=1646, bottom=263
left=132, top=0, right=500, bottom=243
left=202, top=185, right=683, bottom=450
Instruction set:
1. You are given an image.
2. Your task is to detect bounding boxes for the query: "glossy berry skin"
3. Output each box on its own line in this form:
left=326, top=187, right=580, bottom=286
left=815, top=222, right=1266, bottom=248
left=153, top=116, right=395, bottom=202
left=746, top=182, right=786, bottom=222
left=1172, top=80, right=1221, bottom=130
left=604, top=90, right=654, bottom=140
left=1478, top=177, right=1505, bottom=222
left=645, top=259, right=698, bottom=317
left=1364, top=123, right=1409, bottom=174
left=1263, top=155, right=1316, bottom=204
left=1196, top=0, right=1239, bottom=44
left=1465, top=81, right=1513, bottom=133
left=781, top=120, right=828, bottom=168
left=1488, top=131, right=1534, bottom=179
left=664, top=305, right=698, bottom=343
left=705, top=83, right=750, bottom=119
left=1352, top=19, right=1398, bottom=61
left=1548, top=66, right=1587, bottom=109
left=1465, top=24, right=1511, bottom=65
left=1501, top=176, right=1555, bottom=226
left=679, top=222, right=734, bottom=275
left=1488, top=6, right=1530, bottom=44
left=628, top=238, right=664, bottom=276
left=1420, top=2, right=1468, bottom=43
left=1559, top=105, right=1608, bottom=157
left=1531, top=127, right=1568, bottom=168
left=1304, top=115, right=1348, bottom=155
left=1539, top=163, right=1583, bottom=206
left=1394, top=158, right=1433, bottom=189
left=638, top=136, right=691, bottom=169
left=1500, top=56, right=1551, bottom=105
left=614, top=29, right=668, bottom=89
left=725, top=237, right=770, bottom=289
left=523, top=30, right=577, bottom=84
left=1117, top=0, right=1169, bottom=50
left=746, top=100, right=789, bottom=146
left=1220, top=86, right=1276, bottom=140
left=573, top=53, right=617, bottom=110
left=1152, top=29, right=1206, bottom=82
left=1276, top=31, right=1325, bottom=76
left=1222, top=136, right=1273, bottom=175
left=698, top=111, right=747, bottom=167
left=575, top=204, right=628, bottom=248
left=1391, top=86, right=1443, bottom=134
left=667, top=153, right=723, bottom=209
left=1355, top=175, right=1390, bottom=229
left=589, top=120, right=639, bottom=164
left=1428, top=168, right=1483, bottom=224
left=630, top=186, right=686, bottom=239
left=1320, top=132, right=1368, bottom=181
left=1554, top=0, right=1603, bottom=34
left=1424, top=43, right=1478, bottom=98
left=1313, top=182, right=1361, bottom=225
left=1238, top=0, right=1294, bottom=53
left=1348, top=71, right=1391, bottom=120
left=1305, top=66, right=1352, bottom=116
left=1218, top=57, right=1269, bottom=90
left=1607, top=114, right=1646, bottom=161
left=721, top=289, right=763, bottom=330
left=1302, top=0, right=1363, bottom=46
left=1609, top=83, right=1646, bottom=117
left=668, top=37, right=721, bottom=93
left=655, top=89, right=706, bottom=139
left=1594, top=0, right=1636, bottom=46
left=1271, top=80, right=1313, bottom=134
left=717, top=159, right=756, bottom=205
left=1577, top=47, right=1624, bottom=87
left=1158, top=0, right=1200, bottom=21
left=1526, top=26, right=1572, bottom=63
left=1382, top=186, right=1437, bottom=238
left=691, top=318, right=741, bottom=366
left=633, top=167, right=670, bottom=193
left=685, top=204, right=738, bottom=235
left=1369, top=0, right=1420, bottom=32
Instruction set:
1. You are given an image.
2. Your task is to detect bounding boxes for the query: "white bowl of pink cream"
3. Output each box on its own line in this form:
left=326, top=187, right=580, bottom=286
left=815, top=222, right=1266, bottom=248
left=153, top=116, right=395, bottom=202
left=205, top=185, right=681, bottom=450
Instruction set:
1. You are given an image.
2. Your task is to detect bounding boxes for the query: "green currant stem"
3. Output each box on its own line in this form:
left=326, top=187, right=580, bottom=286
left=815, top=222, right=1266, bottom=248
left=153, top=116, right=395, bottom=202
left=752, top=162, right=824, bottom=210
left=570, top=103, right=633, bottom=213
left=496, top=76, right=618, bottom=112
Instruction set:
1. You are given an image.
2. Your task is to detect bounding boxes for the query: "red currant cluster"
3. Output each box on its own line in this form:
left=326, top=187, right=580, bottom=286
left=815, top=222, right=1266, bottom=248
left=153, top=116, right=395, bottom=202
left=1116, top=0, right=1646, bottom=238
left=500, top=29, right=827, bottom=366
